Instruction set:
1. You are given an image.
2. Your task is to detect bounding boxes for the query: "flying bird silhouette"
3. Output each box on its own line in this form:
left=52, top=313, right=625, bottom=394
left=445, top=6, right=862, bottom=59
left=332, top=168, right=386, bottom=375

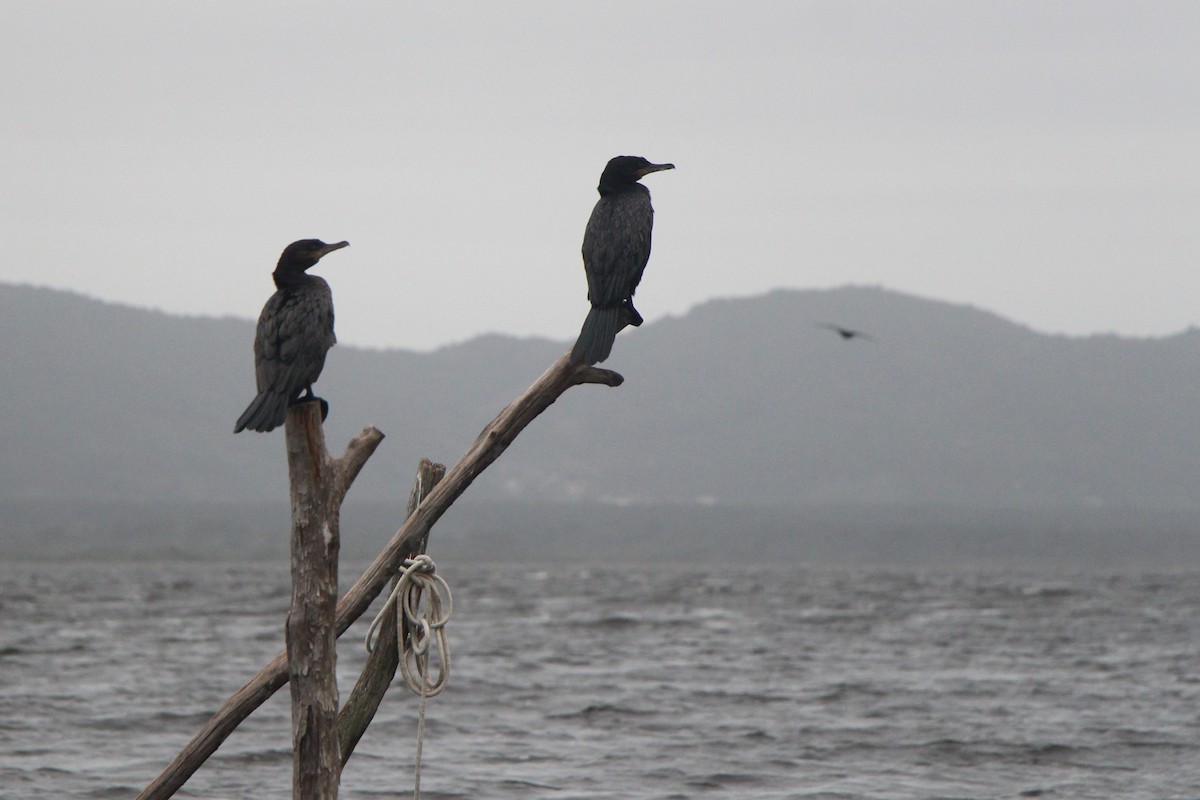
left=818, top=323, right=875, bottom=342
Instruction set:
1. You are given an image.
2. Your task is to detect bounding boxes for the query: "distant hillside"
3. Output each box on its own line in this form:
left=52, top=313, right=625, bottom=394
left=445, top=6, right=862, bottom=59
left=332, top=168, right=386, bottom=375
left=3, top=282, right=1200, bottom=514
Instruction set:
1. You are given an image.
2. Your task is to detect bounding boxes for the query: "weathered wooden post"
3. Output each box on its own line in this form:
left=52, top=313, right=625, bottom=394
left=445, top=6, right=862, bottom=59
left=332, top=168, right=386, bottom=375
left=284, top=402, right=384, bottom=799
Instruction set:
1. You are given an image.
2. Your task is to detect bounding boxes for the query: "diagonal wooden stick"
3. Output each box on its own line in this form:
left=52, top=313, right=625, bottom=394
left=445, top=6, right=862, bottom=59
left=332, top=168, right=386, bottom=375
left=136, top=353, right=622, bottom=800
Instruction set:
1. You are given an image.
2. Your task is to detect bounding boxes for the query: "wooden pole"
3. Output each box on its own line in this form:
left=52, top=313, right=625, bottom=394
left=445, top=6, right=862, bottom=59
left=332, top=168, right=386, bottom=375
left=136, top=354, right=621, bottom=800
left=337, top=458, right=445, bottom=767
left=284, top=402, right=353, bottom=799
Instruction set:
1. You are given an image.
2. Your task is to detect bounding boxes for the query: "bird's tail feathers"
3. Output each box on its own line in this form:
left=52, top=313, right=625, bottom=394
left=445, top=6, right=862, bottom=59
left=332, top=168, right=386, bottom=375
left=234, top=391, right=290, bottom=433
left=570, top=306, right=622, bottom=365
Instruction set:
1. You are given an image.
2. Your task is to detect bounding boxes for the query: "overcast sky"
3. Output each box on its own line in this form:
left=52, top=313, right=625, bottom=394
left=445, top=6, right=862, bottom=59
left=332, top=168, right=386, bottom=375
left=3, top=2, right=1197, bottom=350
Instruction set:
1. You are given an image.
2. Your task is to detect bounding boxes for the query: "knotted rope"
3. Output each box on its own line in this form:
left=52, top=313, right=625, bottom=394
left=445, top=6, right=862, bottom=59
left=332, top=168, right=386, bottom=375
left=365, top=554, right=452, bottom=799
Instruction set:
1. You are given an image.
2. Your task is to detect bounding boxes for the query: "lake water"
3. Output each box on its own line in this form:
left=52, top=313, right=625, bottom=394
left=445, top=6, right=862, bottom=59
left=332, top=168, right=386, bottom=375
left=2, top=560, right=1198, bottom=799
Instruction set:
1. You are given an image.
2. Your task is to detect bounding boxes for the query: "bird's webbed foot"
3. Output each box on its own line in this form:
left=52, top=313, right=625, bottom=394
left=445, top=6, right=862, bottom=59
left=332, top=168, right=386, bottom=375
left=289, top=388, right=329, bottom=421
left=622, top=302, right=644, bottom=328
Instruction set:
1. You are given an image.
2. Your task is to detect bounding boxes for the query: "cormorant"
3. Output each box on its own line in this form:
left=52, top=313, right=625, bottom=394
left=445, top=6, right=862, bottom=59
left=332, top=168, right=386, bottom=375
left=234, top=239, right=349, bottom=433
left=570, top=155, right=675, bottom=365
left=818, top=323, right=874, bottom=342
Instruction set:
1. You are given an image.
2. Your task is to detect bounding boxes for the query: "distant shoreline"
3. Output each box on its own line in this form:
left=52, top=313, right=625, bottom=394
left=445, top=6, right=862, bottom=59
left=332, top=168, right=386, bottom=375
left=5, top=498, right=1198, bottom=570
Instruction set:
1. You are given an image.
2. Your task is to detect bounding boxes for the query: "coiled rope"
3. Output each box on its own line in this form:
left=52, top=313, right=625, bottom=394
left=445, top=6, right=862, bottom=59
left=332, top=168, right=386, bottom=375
left=365, top=553, right=452, bottom=799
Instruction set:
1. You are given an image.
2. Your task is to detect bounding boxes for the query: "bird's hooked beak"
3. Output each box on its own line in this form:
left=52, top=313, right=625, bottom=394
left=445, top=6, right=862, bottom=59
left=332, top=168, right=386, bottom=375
left=318, top=241, right=350, bottom=259
left=636, top=162, right=675, bottom=178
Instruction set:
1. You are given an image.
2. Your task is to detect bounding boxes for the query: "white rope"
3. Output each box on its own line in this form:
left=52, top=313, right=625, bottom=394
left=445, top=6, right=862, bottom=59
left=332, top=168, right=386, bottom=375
left=364, top=553, right=452, bottom=800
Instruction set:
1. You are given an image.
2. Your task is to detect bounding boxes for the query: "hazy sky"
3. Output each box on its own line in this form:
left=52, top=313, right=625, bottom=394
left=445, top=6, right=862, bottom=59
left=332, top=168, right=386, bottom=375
left=4, top=2, right=1197, bottom=350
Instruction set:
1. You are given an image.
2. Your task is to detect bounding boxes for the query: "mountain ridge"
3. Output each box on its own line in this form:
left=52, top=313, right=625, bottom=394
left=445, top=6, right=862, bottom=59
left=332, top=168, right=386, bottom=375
left=2, top=281, right=1198, bottom=513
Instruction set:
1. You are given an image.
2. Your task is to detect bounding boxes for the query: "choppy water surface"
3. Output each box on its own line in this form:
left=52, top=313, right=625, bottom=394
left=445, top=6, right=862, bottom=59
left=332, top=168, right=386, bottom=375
left=1, top=560, right=1198, bottom=799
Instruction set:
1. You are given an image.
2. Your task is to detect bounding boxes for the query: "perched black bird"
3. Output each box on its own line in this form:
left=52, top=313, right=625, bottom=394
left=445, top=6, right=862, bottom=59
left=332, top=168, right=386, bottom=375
left=818, top=323, right=875, bottom=342
left=570, top=155, right=675, bottom=365
left=234, top=239, right=349, bottom=433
